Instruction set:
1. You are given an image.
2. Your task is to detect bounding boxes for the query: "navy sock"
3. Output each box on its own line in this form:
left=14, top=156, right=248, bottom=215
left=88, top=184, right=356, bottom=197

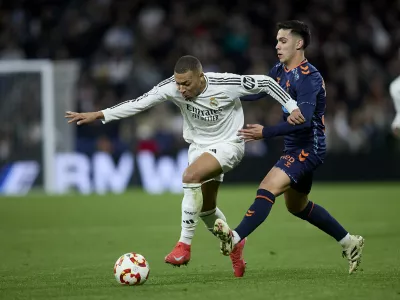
left=292, top=201, right=348, bottom=241
left=234, top=189, right=275, bottom=240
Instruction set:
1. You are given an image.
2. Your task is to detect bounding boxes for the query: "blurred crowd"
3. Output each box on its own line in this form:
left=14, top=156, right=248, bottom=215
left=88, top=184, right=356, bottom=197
left=1, top=0, right=399, bottom=158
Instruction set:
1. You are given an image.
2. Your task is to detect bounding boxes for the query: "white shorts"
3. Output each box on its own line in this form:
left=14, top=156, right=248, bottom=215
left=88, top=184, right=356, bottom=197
left=188, top=141, right=245, bottom=182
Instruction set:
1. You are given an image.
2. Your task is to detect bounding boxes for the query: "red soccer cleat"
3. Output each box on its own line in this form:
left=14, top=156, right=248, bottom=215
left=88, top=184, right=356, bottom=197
left=229, top=238, right=247, bottom=277
left=165, top=242, right=191, bottom=267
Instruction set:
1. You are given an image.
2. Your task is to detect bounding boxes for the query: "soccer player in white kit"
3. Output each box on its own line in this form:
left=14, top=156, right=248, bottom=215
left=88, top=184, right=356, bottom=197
left=390, top=75, right=400, bottom=137
left=66, top=55, right=304, bottom=277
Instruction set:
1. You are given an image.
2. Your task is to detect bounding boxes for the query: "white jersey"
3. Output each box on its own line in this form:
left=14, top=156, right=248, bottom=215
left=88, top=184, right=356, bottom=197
left=102, top=72, right=298, bottom=145
left=389, top=75, right=400, bottom=130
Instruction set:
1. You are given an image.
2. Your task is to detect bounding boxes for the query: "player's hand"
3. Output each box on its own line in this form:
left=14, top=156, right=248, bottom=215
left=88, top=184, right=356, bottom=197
left=237, top=124, right=264, bottom=142
left=287, top=108, right=305, bottom=125
left=65, top=111, right=103, bottom=125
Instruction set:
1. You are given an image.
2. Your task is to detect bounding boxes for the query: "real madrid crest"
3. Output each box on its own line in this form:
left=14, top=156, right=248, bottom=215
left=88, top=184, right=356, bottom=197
left=210, top=97, right=219, bottom=108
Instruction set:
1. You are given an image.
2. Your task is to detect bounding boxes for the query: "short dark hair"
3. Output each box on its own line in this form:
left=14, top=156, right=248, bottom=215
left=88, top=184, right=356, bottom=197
left=174, top=55, right=202, bottom=74
left=277, top=20, right=311, bottom=49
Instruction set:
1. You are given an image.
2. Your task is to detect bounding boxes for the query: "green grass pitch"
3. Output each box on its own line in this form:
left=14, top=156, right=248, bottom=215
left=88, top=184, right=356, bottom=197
left=0, top=183, right=399, bottom=300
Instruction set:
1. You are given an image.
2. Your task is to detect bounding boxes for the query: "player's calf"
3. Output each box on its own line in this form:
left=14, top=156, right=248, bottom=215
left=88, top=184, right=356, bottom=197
left=289, top=198, right=365, bottom=274
left=179, top=183, right=202, bottom=245
left=233, top=188, right=276, bottom=241
left=290, top=200, right=349, bottom=243
left=213, top=188, right=277, bottom=255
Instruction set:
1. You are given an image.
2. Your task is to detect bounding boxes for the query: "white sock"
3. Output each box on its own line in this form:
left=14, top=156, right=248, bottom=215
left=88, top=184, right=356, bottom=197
left=179, top=183, right=203, bottom=245
left=339, top=233, right=352, bottom=248
left=200, top=207, right=227, bottom=235
left=232, top=230, right=241, bottom=245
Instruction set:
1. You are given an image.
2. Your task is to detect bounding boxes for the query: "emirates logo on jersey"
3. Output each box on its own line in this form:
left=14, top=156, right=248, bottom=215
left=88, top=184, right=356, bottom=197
left=186, top=104, right=222, bottom=122
left=210, top=97, right=219, bottom=108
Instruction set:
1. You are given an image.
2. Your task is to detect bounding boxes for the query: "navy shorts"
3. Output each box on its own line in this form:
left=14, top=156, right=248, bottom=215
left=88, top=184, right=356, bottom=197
left=274, top=148, right=323, bottom=194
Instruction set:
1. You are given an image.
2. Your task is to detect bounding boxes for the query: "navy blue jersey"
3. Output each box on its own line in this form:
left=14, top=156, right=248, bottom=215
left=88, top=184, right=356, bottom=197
left=268, top=60, right=326, bottom=159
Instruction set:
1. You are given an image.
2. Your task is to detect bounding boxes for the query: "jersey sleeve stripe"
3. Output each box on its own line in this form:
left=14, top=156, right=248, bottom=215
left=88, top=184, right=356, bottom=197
left=268, top=83, right=291, bottom=103
left=209, top=82, right=242, bottom=86
left=261, top=85, right=289, bottom=103
left=109, top=92, right=152, bottom=109
left=158, top=76, right=175, bottom=87
left=258, top=80, right=291, bottom=103
left=208, top=77, right=241, bottom=82
left=208, top=80, right=241, bottom=84
left=109, top=99, right=133, bottom=109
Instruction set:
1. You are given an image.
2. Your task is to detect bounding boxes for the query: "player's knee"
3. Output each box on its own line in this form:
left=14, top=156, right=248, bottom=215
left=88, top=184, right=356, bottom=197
left=286, top=202, right=305, bottom=214
left=259, top=167, right=291, bottom=197
left=285, top=195, right=308, bottom=214
left=259, top=179, right=286, bottom=196
left=258, top=185, right=281, bottom=197
left=182, top=169, right=202, bottom=183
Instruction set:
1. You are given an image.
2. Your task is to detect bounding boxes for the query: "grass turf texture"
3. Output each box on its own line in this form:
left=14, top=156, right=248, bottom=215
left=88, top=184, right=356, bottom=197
left=0, top=183, right=399, bottom=300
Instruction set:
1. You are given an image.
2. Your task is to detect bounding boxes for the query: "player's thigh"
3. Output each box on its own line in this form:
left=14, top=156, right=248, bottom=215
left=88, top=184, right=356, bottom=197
left=203, top=141, right=244, bottom=182
left=269, top=149, right=320, bottom=197
left=185, top=142, right=244, bottom=183
left=201, top=180, right=220, bottom=212
left=183, top=152, right=223, bottom=183
left=259, top=166, right=292, bottom=197
left=284, top=187, right=309, bottom=213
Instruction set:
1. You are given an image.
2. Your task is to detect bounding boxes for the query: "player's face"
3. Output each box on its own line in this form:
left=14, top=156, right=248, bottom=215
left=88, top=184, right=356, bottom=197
left=276, top=29, right=298, bottom=64
left=174, top=71, right=204, bottom=100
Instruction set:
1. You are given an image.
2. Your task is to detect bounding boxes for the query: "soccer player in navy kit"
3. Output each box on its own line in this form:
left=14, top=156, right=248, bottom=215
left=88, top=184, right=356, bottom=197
left=213, top=20, right=365, bottom=274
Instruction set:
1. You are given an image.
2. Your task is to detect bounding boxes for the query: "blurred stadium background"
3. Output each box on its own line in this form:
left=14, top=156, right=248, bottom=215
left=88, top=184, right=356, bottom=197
left=0, top=0, right=399, bottom=194
left=1, top=1, right=400, bottom=299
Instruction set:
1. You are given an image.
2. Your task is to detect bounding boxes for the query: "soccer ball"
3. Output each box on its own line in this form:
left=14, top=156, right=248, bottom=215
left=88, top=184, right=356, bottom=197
left=113, top=253, right=150, bottom=285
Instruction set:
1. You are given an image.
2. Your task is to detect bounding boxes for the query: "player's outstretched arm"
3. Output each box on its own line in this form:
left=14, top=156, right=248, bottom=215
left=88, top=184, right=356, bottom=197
left=238, top=102, right=315, bottom=142
left=65, top=81, right=169, bottom=126
left=238, top=101, right=315, bottom=142
left=389, top=75, right=400, bottom=137
left=259, top=76, right=305, bottom=124
left=101, top=85, right=168, bottom=124
left=238, top=74, right=322, bottom=141
left=233, top=74, right=305, bottom=125
left=239, top=75, right=296, bottom=110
